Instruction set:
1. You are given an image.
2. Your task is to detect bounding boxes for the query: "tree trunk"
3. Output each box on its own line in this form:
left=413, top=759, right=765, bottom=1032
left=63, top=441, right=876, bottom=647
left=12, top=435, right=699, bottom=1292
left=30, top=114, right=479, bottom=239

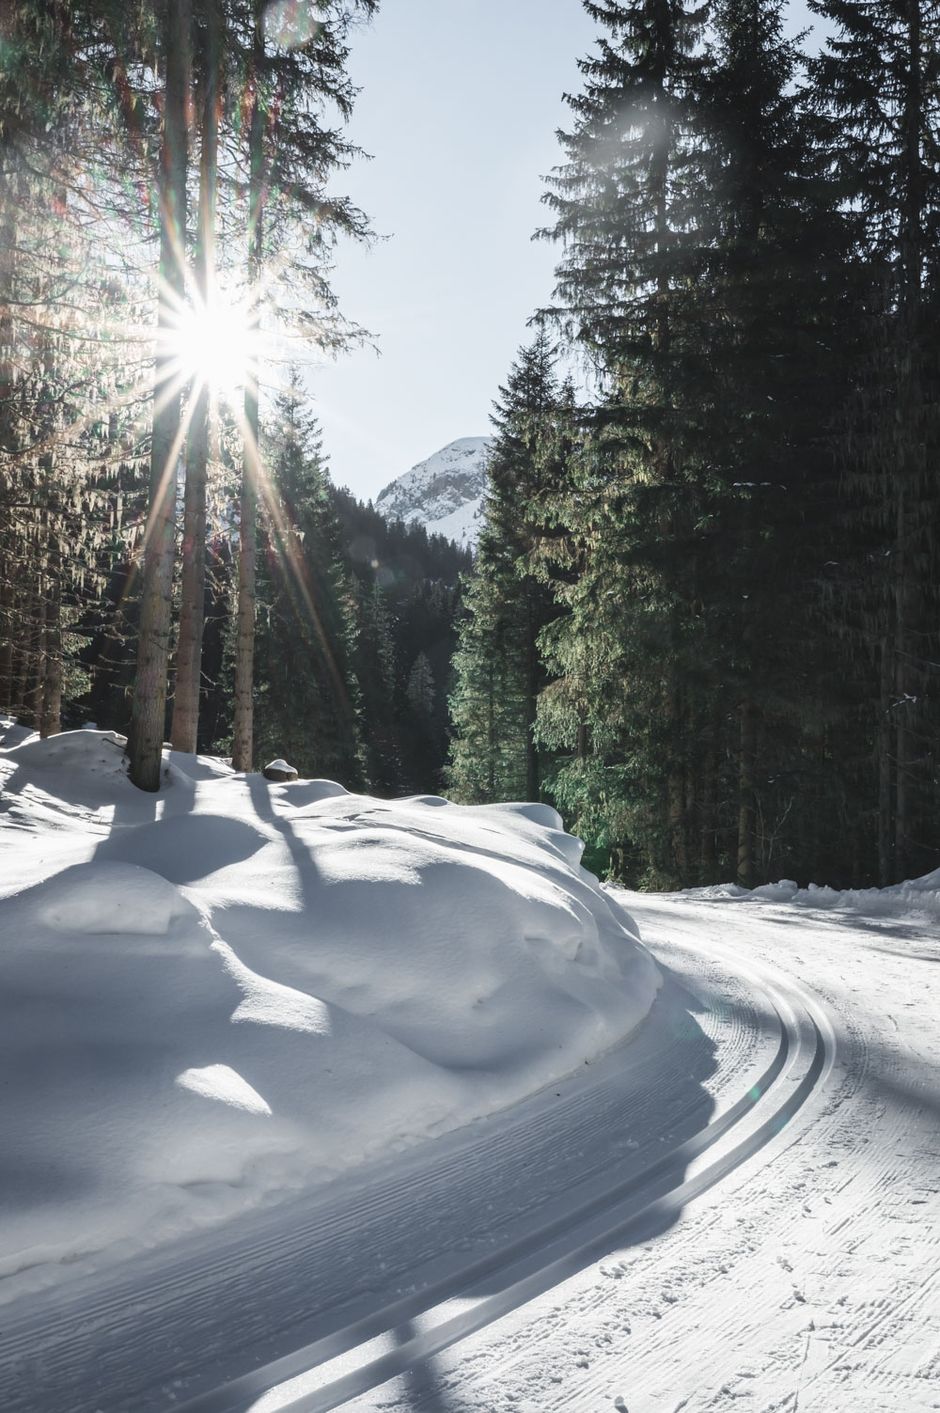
left=171, top=3, right=220, bottom=755
left=524, top=592, right=539, bottom=802
left=736, top=700, right=757, bottom=888
left=699, top=703, right=721, bottom=881
left=891, top=0, right=924, bottom=881
left=40, top=579, right=62, bottom=738
left=231, top=0, right=264, bottom=773
left=24, top=584, right=46, bottom=729
left=0, top=564, right=14, bottom=711
left=128, top=0, right=191, bottom=790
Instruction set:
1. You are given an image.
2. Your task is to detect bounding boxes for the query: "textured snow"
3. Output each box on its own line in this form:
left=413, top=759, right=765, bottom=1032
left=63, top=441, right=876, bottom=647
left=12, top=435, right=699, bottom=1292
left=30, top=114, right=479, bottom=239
left=0, top=729, right=659, bottom=1290
left=375, top=436, right=492, bottom=548
left=685, top=871, right=940, bottom=920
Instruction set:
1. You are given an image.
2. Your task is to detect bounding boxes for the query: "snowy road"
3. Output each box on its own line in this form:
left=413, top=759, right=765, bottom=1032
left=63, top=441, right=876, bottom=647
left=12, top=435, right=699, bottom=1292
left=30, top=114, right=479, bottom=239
left=3, top=891, right=938, bottom=1413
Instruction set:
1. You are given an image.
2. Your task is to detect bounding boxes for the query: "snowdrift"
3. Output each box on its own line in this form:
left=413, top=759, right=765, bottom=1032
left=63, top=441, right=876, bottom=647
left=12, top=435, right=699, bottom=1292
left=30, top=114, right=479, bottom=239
left=0, top=729, right=659, bottom=1290
left=685, top=872, right=940, bottom=921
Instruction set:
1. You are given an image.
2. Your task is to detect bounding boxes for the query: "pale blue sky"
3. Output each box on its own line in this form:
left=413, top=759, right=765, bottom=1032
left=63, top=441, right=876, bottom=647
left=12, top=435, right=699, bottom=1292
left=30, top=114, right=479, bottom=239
left=311, top=0, right=818, bottom=503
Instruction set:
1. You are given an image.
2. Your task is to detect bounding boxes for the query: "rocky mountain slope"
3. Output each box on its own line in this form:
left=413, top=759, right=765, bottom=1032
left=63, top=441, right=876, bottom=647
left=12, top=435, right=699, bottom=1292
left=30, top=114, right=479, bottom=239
left=375, top=437, right=493, bottom=548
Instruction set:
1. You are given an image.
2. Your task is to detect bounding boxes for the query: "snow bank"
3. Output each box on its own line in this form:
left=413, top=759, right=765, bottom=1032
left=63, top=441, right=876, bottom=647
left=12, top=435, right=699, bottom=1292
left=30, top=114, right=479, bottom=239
left=0, top=730, right=659, bottom=1291
left=686, top=871, right=940, bottom=922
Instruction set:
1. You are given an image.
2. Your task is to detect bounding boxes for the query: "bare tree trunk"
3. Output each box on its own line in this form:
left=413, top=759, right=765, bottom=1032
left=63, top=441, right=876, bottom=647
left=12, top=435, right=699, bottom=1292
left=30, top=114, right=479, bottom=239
left=736, top=700, right=757, bottom=888
left=0, top=561, right=14, bottom=711
left=524, top=591, right=540, bottom=802
left=128, top=0, right=191, bottom=790
left=40, top=578, right=62, bottom=738
left=889, top=0, right=925, bottom=879
left=172, top=2, right=220, bottom=755
left=877, top=630, right=893, bottom=885
left=699, top=702, right=721, bottom=881
left=24, top=583, right=46, bottom=729
left=231, top=0, right=265, bottom=773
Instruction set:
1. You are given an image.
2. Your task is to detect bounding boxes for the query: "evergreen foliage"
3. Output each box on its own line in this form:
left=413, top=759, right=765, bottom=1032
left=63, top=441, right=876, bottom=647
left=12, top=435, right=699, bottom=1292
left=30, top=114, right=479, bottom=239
left=254, top=373, right=365, bottom=786
left=448, top=332, right=565, bottom=804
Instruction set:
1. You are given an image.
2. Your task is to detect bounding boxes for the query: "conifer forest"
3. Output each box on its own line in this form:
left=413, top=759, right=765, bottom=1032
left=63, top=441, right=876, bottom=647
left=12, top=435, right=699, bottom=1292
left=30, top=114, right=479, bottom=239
left=1, top=0, right=937, bottom=893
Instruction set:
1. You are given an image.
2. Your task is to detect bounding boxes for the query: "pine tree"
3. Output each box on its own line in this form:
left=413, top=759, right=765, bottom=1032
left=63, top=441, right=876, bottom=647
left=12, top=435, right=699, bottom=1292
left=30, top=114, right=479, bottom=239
left=809, top=0, right=940, bottom=882
left=254, top=372, right=364, bottom=783
left=692, top=0, right=856, bottom=885
left=537, top=0, right=712, bottom=883
left=449, top=332, right=566, bottom=804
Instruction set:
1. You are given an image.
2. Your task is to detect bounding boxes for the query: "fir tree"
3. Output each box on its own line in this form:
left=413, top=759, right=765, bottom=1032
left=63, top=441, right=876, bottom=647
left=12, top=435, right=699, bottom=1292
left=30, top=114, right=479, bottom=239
left=449, top=332, right=566, bottom=804
left=809, top=0, right=940, bottom=882
left=254, top=372, right=364, bottom=785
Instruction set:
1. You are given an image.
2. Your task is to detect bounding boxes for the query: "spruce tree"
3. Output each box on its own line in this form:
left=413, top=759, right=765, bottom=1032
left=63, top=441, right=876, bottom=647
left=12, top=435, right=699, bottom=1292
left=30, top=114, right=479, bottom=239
left=537, top=0, right=712, bottom=883
left=254, top=373, right=364, bottom=784
left=809, top=0, right=940, bottom=882
left=449, top=332, right=566, bottom=804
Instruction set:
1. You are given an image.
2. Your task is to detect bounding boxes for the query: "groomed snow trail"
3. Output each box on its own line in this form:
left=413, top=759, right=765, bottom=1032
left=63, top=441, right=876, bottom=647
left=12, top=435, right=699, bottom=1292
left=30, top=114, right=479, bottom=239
left=330, top=892, right=937, bottom=1413
left=2, top=891, right=936, bottom=1411
left=3, top=914, right=772, bottom=1413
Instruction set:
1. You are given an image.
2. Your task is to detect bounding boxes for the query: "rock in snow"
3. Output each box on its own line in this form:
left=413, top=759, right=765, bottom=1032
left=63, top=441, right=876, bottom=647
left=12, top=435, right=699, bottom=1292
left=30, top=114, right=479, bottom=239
left=262, top=758, right=298, bottom=782
left=375, top=436, right=493, bottom=548
left=0, top=728, right=660, bottom=1292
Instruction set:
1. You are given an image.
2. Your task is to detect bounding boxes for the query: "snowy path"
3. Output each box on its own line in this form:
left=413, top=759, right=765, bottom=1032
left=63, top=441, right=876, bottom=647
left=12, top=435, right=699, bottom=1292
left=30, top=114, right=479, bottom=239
left=332, top=893, right=938, bottom=1413
left=3, top=892, right=938, bottom=1412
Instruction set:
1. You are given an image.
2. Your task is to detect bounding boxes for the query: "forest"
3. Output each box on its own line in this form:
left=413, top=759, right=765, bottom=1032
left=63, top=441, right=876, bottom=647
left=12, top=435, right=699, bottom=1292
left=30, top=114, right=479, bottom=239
left=1, top=0, right=937, bottom=893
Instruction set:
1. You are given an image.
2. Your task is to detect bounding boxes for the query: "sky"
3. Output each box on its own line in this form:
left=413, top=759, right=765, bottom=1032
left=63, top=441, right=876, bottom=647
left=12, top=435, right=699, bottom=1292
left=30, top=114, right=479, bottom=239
left=309, top=0, right=818, bottom=504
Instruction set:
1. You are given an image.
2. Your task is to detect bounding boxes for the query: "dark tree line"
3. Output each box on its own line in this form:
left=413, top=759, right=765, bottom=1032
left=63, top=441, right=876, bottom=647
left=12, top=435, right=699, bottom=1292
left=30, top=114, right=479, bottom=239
left=449, top=0, right=939, bottom=890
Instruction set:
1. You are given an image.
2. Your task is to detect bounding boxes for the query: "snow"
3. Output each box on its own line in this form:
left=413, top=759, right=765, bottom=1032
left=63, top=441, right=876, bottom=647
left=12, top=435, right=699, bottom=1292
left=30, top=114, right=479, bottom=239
left=375, top=435, right=492, bottom=548
left=0, top=727, right=659, bottom=1295
left=1, top=745, right=937, bottom=1413
left=685, top=870, right=940, bottom=920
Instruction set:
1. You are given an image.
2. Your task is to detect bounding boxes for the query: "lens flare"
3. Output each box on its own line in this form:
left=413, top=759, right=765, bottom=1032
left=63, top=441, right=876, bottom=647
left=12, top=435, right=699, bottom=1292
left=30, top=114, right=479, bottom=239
left=172, top=292, right=256, bottom=402
left=265, top=0, right=323, bottom=50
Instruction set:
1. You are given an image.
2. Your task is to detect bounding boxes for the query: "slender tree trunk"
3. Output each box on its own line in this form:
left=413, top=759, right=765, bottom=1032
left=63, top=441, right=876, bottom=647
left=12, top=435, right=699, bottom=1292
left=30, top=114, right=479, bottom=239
left=0, top=635, right=12, bottom=712
left=666, top=680, right=688, bottom=884
left=524, top=592, right=539, bottom=801
left=231, top=0, right=265, bottom=773
left=877, top=630, right=893, bottom=885
left=736, top=700, right=757, bottom=888
left=172, top=3, right=220, bottom=754
left=24, top=584, right=46, bottom=729
left=699, top=700, right=721, bottom=881
left=40, top=578, right=62, bottom=738
left=0, top=559, right=14, bottom=711
left=891, top=0, right=924, bottom=878
left=128, top=0, right=191, bottom=790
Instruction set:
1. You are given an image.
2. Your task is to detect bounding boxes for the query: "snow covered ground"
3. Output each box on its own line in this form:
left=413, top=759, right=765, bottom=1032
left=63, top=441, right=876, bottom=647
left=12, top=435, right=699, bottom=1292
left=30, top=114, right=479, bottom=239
left=0, top=724, right=657, bottom=1297
left=1, top=723, right=937, bottom=1412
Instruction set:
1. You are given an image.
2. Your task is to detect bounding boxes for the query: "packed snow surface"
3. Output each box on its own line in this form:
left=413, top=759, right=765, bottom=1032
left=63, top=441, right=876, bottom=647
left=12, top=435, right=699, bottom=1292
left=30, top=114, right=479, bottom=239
left=375, top=436, right=492, bottom=548
left=0, top=725, right=658, bottom=1290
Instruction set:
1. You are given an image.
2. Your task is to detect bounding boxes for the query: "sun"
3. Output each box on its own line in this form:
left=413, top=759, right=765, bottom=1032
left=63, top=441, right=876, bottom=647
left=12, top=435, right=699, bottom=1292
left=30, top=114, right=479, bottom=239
left=172, top=289, right=257, bottom=404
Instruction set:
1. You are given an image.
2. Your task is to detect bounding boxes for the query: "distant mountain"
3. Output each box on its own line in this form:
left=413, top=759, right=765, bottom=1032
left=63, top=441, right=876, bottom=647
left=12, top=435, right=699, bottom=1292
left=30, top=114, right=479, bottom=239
left=375, top=437, right=493, bottom=548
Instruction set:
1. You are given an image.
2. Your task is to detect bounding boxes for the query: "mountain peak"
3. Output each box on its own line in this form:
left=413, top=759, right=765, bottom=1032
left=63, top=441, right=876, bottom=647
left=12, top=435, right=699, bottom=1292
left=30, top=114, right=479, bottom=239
left=375, top=437, right=493, bottom=548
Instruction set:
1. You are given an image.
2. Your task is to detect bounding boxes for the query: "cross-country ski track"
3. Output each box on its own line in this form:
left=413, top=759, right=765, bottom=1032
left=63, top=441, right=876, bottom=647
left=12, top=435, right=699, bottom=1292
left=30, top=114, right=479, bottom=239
left=2, top=888, right=937, bottom=1413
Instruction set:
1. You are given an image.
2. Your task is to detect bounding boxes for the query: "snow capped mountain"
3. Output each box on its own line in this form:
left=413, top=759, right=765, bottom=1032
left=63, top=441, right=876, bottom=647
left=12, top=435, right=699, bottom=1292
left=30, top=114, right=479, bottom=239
left=375, top=436, right=493, bottom=548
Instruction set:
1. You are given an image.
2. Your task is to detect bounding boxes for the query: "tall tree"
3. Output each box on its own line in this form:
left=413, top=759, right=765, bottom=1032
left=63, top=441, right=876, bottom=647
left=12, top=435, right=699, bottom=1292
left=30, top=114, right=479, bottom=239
left=254, top=371, right=364, bottom=783
left=172, top=0, right=223, bottom=753
left=449, top=332, right=566, bottom=804
left=810, top=0, right=940, bottom=881
left=127, top=0, right=192, bottom=789
left=537, top=0, right=712, bottom=883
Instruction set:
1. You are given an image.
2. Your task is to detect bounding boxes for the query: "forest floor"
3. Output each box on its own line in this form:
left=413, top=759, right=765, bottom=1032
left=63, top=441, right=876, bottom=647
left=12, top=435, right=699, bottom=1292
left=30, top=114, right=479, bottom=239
left=0, top=727, right=937, bottom=1412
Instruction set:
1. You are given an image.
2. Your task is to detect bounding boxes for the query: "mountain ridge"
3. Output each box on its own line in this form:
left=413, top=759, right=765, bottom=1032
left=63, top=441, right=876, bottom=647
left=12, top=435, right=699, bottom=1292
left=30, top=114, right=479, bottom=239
left=375, top=436, right=493, bottom=548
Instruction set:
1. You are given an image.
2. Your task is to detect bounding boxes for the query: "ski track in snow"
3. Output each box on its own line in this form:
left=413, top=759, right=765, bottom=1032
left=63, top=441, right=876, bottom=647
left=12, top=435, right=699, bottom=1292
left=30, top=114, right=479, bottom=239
left=337, top=895, right=938, bottom=1413
left=2, top=892, right=938, bottom=1412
